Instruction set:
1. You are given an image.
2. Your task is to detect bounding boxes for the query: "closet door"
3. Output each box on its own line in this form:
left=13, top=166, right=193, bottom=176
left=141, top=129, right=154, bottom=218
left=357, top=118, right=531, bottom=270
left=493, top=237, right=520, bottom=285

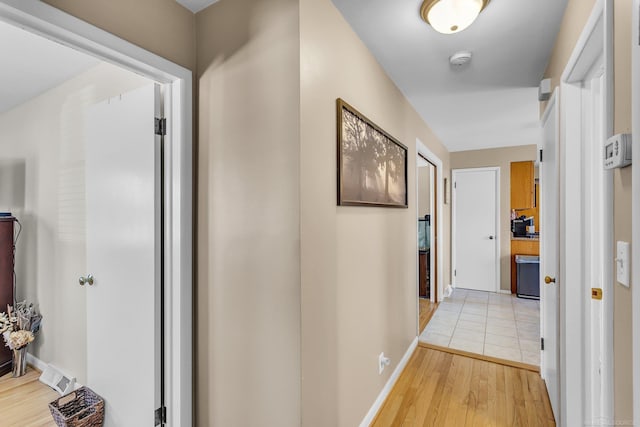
left=85, top=84, right=161, bottom=426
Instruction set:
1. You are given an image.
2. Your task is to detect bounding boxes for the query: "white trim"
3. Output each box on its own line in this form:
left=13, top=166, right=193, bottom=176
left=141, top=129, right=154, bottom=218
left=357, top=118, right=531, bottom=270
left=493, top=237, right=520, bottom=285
left=632, top=1, right=640, bottom=425
left=26, top=352, right=47, bottom=373
left=451, top=167, right=501, bottom=293
left=359, top=337, right=418, bottom=427
left=559, top=1, right=613, bottom=424
left=561, top=0, right=605, bottom=83
left=0, top=2, right=193, bottom=426
left=416, top=140, right=445, bottom=303
left=497, top=290, right=512, bottom=295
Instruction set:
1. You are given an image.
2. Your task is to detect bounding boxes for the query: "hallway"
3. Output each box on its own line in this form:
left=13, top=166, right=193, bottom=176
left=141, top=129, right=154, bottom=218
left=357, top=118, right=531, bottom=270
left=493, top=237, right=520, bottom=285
left=372, top=346, right=555, bottom=426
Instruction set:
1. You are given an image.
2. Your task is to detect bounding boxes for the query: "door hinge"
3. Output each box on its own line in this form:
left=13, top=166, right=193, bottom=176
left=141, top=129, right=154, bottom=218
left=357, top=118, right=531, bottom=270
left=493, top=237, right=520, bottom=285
left=539, top=149, right=543, bottom=163
left=454, top=269, right=457, bottom=277
left=454, top=182, right=457, bottom=189
left=155, top=406, right=166, bottom=426
left=541, top=337, right=545, bottom=351
left=155, top=117, right=167, bottom=136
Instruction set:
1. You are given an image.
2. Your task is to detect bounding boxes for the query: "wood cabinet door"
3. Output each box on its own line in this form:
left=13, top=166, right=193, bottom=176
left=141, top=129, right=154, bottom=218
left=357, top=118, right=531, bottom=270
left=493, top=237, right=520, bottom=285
left=511, top=161, right=534, bottom=209
left=0, top=219, right=14, bottom=376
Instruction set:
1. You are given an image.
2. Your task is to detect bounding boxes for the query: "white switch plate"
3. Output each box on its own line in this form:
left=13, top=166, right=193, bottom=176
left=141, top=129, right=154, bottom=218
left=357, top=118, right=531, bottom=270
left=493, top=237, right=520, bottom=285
left=616, top=241, right=631, bottom=287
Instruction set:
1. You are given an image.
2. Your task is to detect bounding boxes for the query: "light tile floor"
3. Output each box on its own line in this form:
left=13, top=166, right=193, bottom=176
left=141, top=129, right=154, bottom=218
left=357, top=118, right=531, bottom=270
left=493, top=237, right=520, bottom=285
left=418, top=288, right=541, bottom=366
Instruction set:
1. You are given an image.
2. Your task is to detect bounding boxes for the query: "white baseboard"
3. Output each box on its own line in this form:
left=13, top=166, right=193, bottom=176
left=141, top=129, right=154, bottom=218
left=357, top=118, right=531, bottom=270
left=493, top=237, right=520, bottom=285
left=359, top=337, right=419, bottom=427
left=498, top=290, right=512, bottom=295
left=26, top=352, right=47, bottom=372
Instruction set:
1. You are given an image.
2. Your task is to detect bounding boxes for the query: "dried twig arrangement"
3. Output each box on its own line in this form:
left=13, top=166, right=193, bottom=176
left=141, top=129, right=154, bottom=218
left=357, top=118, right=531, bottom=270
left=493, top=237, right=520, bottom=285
left=0, top=302, right=42, bottom=351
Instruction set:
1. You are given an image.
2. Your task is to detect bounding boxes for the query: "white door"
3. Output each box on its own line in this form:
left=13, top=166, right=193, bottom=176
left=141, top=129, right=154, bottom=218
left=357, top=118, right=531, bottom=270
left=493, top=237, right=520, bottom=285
left=452, top=168, right=499, bottom=292
left=85, top=84, right=161, bottom=426
left=540, top=90, right=560, bottom=423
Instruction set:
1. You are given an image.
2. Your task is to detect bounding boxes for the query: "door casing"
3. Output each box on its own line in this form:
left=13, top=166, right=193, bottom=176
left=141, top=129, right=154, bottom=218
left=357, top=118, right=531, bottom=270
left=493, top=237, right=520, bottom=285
left=559, top=0, right=614, bottom=424
left=416, top=139, right=445, bottom=311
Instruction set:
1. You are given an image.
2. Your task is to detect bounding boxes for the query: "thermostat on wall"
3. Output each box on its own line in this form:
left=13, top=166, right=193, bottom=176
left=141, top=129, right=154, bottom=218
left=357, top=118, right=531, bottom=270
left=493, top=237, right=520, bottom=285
left=604, top=133, right=632, bottom=169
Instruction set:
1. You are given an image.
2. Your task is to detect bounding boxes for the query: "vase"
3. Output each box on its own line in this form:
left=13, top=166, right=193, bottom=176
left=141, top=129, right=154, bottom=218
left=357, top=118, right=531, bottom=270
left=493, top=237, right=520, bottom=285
left=12, top=347, right=27, bottom=377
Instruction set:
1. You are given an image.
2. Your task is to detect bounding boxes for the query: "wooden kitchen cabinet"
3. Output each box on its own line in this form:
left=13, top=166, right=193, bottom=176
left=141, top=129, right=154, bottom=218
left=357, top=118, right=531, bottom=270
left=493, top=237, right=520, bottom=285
left=511, top=161, right=535, bottom=209
left=511, top=239, right=539, bottom=294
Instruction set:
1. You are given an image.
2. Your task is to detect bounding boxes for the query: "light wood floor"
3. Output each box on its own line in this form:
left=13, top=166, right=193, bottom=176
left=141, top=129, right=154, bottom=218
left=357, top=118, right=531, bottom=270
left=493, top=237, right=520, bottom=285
left=419, top=298, right=438, bottom=334
left=372, top=346, right=555, bottom=427
left=0, top=368, right=57, bottom=427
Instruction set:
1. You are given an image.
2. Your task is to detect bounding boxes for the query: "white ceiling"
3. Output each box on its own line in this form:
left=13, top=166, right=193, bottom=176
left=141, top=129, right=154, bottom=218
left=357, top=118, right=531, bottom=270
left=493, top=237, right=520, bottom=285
left=332, top=0, right=568, bottom=152
left=0, top=21, right=99, bottom=114
left=175, top=0, right=219, bottom=13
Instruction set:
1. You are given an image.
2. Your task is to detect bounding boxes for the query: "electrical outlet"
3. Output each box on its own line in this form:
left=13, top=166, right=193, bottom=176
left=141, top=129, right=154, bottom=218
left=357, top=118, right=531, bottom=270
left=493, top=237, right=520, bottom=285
left=378, top=352, right=391, bottom=375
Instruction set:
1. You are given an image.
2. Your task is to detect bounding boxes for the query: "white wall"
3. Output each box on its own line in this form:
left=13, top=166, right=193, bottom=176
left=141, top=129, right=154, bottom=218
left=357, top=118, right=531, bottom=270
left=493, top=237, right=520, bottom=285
left=0, top=62, right=149, bottom=383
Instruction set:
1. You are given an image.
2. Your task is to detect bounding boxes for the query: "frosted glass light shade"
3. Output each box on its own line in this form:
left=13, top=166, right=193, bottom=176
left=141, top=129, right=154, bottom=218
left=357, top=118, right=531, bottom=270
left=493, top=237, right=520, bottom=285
left=421, top=0, right=487, bottom=35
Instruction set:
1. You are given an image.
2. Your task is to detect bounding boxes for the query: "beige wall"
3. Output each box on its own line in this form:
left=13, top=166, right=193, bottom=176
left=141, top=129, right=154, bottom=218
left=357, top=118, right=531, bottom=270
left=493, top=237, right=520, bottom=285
left=42, top=0, right=196, bottom=71
left=196, top=0, right=301, bottom=426
left=418, top=165, right=433, bottom=217
left=0, top=63, right=149, bottom=384
left=543, top=0, right=633, bottom=422
left=612, top=0, right=633, bottom=421
left=299, top=0, right=450, bottom=425
left=451, top=145, right=537, bottom=292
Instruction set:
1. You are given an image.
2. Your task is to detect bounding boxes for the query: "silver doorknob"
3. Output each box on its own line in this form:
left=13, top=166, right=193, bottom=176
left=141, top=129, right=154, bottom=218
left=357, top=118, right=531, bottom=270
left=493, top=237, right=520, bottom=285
left=79, top=274, right=94, bottom=286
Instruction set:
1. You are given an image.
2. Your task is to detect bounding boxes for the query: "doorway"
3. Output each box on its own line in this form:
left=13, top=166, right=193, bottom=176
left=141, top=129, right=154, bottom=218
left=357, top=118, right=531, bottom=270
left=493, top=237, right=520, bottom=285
left=452, top=167, right=500, bottom=293
left=417, top=154, right=437, bottom=333
left=415, top=139, right=445, bottom=338
left=0, top=2, right=193, bottom=425
left=559, top=0, right=614, bottom=424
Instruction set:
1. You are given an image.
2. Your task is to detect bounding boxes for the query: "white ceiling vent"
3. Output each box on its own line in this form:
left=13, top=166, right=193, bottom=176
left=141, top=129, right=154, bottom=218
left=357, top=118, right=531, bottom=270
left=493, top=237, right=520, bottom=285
left=449, top=51, right=473, bottom=67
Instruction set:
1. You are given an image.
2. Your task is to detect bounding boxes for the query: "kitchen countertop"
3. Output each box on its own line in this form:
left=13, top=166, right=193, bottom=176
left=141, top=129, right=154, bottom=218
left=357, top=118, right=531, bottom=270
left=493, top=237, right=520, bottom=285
left=511, top=236, right=539, bottom=241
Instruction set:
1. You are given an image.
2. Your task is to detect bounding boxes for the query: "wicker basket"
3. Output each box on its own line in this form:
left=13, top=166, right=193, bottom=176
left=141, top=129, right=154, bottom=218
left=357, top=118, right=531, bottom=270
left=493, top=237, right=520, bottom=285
left=49, top=386, right=105, bottom=427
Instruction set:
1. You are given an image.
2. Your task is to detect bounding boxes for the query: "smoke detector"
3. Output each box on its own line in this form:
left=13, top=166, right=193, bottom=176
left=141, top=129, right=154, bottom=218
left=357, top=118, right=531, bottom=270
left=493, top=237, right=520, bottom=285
left=449, top=51, right=472, bottom=67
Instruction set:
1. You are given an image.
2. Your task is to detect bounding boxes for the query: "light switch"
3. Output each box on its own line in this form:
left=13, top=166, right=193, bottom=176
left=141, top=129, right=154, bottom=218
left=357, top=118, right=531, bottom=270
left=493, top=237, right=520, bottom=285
left=616, top=241, right=631, bottom=287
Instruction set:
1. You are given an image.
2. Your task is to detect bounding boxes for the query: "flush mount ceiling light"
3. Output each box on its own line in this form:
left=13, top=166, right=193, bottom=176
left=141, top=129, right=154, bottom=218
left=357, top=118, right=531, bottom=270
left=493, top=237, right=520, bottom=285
left=421, top=0, right=491, bottom=34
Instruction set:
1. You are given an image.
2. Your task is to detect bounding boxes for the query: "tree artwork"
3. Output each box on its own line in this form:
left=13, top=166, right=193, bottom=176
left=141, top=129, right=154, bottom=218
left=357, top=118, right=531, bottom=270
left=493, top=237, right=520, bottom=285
left=338, top=100, right=407, bottom=207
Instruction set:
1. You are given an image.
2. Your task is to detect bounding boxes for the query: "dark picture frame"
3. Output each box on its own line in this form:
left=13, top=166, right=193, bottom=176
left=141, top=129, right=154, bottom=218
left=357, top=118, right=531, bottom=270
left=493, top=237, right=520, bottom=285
left=337, top=99, right=408, bottom=208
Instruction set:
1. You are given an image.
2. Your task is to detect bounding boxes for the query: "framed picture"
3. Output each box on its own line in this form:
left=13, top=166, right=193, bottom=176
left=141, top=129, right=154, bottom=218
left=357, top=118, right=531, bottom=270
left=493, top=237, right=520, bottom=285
left=337, top=99, right=408, bottom=208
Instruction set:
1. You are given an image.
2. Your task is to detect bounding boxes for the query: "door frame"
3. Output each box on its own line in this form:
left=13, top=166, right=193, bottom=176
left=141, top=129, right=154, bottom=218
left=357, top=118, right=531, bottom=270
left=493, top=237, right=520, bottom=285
left=417, top=154, right=437, bottom=303
left=451, top=167, right=501, bottom=293
left=416, top=139, right=444, bottom=306
left=0, top=1, right=193, bottom=426
left=559, top=0, right=614, bottom=424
